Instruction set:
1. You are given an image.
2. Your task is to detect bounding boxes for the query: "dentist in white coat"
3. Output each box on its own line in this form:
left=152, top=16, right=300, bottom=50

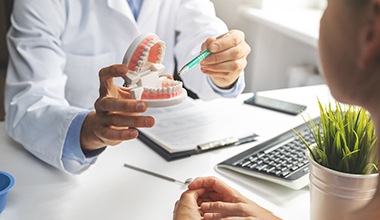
left=5, top=0, right=251, bottom=174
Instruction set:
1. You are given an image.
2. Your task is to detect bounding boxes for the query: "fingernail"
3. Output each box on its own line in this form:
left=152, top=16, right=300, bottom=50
left=136, top=102, right=146, bottom=111
left=201, top=203, right=210, bottom=210
left=145, top=117, right=155, bottom=127
left=210, top=44, right=219, bottom=52
left=129, top=129, right=139, bottom=138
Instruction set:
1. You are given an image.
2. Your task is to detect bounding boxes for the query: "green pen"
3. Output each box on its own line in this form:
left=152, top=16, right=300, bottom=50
left=178, top=49, right=211, bottom=76
left=177, top=32, right=229, bottom=76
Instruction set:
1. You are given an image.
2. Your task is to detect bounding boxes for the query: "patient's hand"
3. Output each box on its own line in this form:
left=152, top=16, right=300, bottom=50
left=173, top=176, right=281, bottom=220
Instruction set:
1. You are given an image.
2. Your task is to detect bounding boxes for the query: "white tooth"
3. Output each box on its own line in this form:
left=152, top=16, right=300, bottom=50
left=142, top=51, right=148, bottom=56
left=144, top=87, right=149, bottom=92
left=144, top=46, right=150, bottom=51
left=163, top=87, right=168, bottom=93
left=137, top=60, right=143, bottom=65
left=158, top=88, right=162, bottom=93
left=150, top=88, right=155, bottom=94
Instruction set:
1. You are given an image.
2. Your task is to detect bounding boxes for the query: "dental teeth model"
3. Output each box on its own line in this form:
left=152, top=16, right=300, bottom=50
left=122, top=33, right=187, bottom=107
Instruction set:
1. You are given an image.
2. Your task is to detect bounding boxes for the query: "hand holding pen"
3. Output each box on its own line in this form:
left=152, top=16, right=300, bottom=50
left=178, top=32, right=230, bottom=76
left=178, top=30, right=251, bottom=89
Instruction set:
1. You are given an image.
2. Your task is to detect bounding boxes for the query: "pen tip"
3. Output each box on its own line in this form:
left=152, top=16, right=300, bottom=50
left=178, top=66, right=189, bottom=76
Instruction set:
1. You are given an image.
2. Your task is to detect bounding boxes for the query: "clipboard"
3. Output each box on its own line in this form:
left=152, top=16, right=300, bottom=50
left=138, top=130, right=258, bottom=161
left=138, top=131, right=196, bottom=161
left=137, top=98, right=258, bottom=161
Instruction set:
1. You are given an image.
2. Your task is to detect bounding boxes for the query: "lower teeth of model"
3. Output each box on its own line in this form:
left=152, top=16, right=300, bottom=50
left=144, top=84, right=181, bottom=94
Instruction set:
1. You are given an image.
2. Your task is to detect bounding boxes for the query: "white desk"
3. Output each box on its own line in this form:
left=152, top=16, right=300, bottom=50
left=0, top=85, right=331, bottom=220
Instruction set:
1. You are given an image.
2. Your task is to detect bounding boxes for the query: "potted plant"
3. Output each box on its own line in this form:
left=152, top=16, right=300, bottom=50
left=296, top=100, right=378, bottom=220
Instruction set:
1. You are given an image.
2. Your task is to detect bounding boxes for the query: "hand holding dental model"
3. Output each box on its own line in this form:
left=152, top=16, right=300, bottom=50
left=80, top=33, right=187, bottom=151
left=121, top=33, right=187, bottom=107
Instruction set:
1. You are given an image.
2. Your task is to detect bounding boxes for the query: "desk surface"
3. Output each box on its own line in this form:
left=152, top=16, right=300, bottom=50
left=0, top=85, right=331, bottom=220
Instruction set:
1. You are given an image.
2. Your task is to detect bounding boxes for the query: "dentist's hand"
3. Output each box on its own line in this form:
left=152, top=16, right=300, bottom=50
left=80, top=64, right=155, bottom=151
left=201, top=30, right=251, bottom=89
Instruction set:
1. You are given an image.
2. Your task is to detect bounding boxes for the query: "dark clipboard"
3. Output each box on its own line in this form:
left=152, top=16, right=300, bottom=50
left=138, top=131, right=197, bottom=161
left=138, top=130, right=258, bottom=161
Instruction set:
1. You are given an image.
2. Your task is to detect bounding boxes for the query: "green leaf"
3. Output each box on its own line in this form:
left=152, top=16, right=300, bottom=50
left=295, top=99, right=378, bottom=174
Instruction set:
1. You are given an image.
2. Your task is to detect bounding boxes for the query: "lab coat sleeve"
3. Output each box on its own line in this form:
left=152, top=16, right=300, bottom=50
left=5, top=0, right=88, bottom=173
left=174, top=0, right=245, bottom=100
left=207, top=74, right=245, bottom=98
left=62, top=111, right=103, bottom=174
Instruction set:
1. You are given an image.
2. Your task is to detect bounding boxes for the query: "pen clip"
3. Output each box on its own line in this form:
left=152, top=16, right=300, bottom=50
left=235, top=133, right=258, bottom=145
left=196, top=133, right=258, bottom=153
left=197, top=137, right=238, bottom=152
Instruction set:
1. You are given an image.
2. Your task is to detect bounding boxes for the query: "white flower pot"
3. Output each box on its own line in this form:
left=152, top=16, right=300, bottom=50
left=307, top=150, right=378, bottom=220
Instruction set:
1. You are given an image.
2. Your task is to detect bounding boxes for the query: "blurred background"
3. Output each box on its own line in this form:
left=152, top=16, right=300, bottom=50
left=211, top=0, right=326, bottom=93
left=0, top=0, right=12, bottom=121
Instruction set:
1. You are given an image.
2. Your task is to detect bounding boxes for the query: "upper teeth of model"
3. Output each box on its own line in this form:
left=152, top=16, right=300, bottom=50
left=134, top=40, right=165, bottom=73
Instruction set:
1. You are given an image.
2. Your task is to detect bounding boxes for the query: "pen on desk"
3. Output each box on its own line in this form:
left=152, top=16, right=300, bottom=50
left=196, top=133, right=258, bottom=152
left=177, top=32, right=230, bottom=76
left=123, top=163, right=193, bottom=185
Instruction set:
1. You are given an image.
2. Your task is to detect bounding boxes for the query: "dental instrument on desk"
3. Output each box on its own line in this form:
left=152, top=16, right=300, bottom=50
left=177, top=32, right=229, bottom=76
left=123, top=163, right=193, bottom=185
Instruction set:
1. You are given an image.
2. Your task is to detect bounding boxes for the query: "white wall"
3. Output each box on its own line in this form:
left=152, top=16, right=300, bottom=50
left=211, top=0, right=262, bottom=29
left=211, top=0, right=325, bottom=92
left=245, top=26, right=322, bottom=92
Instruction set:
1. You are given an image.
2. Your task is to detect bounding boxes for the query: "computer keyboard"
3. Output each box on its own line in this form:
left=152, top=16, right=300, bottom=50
left=216, top=117, right=319, bottom=190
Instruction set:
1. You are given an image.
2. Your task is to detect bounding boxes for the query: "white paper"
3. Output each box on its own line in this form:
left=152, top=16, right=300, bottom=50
left=139, top=98, right=256, bottom=153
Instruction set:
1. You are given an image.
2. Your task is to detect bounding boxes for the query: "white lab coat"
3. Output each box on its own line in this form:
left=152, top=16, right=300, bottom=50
left=5, top=0, right=245, bottom=171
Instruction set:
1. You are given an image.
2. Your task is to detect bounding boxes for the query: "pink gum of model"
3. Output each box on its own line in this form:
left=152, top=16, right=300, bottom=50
left=122, top=33, right=183, bottom=100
